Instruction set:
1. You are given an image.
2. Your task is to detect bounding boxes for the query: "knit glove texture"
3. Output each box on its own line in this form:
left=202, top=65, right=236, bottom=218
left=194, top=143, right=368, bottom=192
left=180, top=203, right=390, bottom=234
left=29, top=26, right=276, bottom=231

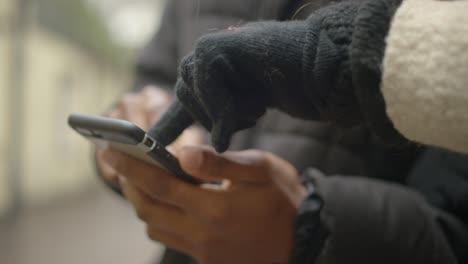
left=151, top=0, right=407, bottom=152
left=176, top=1, right=360, bottom=152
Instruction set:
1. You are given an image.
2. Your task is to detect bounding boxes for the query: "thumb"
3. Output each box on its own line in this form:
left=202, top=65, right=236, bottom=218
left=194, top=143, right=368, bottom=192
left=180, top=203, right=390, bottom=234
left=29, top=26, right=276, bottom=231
left=178, top=146, right=271, bottom=183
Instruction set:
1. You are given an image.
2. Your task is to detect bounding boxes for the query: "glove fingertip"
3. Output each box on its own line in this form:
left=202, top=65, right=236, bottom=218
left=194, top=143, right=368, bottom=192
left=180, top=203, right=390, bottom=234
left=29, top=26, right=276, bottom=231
left=211, top=119, right=235, bottom=153
left=211, top=132, right=231, bottom=153
left=213, top=139, right=230, bottom=153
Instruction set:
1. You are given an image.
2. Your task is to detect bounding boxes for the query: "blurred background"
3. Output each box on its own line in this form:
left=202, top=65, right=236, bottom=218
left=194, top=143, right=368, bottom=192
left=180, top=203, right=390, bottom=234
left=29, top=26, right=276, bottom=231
left=0, top=0, right=168, bottom=263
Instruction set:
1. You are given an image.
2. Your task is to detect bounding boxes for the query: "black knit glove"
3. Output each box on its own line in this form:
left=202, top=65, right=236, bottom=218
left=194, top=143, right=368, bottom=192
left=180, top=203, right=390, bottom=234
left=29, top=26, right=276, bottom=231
left=176, top=1, right=362, bottom=152
left=151, top=0, right=406, bottom=152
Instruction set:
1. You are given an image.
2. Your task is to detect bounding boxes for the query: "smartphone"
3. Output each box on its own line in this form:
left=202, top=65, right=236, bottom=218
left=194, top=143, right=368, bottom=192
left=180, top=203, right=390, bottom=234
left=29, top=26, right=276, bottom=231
left=68, top=113, right=200, bottom=184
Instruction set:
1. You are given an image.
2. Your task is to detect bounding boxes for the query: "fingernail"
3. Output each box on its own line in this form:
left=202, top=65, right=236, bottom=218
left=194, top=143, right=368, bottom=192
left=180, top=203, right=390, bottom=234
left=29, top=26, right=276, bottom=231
left=180, top=147, right=202, bottom=173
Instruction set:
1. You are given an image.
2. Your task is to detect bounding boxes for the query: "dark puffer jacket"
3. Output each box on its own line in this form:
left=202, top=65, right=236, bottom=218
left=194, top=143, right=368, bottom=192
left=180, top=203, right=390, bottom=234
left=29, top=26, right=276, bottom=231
left=127, top=0, right=468, bottom=263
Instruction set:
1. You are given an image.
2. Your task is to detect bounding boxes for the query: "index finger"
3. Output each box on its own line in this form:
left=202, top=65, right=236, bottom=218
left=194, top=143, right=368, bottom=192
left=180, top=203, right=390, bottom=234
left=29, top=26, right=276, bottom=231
left=179, top=146, right=272, bottom=184
left=95, top=149, right=119, bottom=186
left=102, top=149, right=221, bottom=214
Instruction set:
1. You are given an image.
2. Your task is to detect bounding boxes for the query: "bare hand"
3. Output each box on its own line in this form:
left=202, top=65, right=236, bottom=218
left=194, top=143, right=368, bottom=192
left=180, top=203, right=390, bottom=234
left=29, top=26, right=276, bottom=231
left=102, top=146, right=306, bottom=263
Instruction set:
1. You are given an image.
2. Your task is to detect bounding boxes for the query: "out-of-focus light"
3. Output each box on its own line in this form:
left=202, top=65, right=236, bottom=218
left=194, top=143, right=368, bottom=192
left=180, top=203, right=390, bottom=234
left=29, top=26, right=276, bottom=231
left=108, top=4, right=161, bottom=48
left=86, top=0, right=166, bottom=49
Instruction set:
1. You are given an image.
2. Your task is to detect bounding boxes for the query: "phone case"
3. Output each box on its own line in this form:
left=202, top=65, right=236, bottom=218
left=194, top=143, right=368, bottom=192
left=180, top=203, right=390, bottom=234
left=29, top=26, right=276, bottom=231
left=68, top=114, right=200, bottom=184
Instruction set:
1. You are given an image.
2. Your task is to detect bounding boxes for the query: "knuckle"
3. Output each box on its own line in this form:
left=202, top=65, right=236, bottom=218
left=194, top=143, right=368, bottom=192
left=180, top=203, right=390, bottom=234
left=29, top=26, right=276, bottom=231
left=247, top=149, right=267, bottom=159
left=179, top=54, right=195, bottom=85
left=175, top=80, right=193, bottom=103
left=111, top=157, right=126, bottom=173
left=256, top=150, right=273, bottom=162
left=243, top=149, right=274, bottom=178
left=141, top=86, right=155, bottom=94
left=135, top=209, right=148, bottom=222
left=120, top=94, right=137, bottom=106
left=135, top=210, right=148, bottom=222
left=134, top=202, right=152, bottom=222
left=146, top=226, right=159, bottom=242
left=194, top=36, right=231, bottom=62
left=248, top=149, right=271, bottom=168
left=259, top=151, right=275, bottom=167
left=103, top=171, right=118, bottom=185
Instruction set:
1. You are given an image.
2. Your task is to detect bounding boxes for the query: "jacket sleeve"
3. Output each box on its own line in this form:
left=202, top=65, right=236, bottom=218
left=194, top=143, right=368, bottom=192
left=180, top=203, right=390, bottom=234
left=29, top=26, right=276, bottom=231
left=380, top=0, right=468, bottom=154
left=132, top=1, right=179, bottom=91
left=406, top=148, right=468, bottom=262
left=292, top=153, right=468, bottom=264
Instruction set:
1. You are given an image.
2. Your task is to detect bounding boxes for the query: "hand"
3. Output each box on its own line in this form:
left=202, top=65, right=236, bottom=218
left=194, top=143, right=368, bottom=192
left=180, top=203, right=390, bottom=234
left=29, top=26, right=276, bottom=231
left=96, top=86, right=204, bottom=187
left=102, top=146, right=307, bottom=264
left=175, top=2, right=364, bottom=152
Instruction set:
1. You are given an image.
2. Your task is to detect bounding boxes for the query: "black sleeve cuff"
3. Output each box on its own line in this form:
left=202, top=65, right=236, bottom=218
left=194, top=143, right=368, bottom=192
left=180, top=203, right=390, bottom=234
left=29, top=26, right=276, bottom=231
left=307, top=173, right=458, bottom=264
left=350, top=0, right=409, bottom=148
left=290, top=169, right=328, bottom=264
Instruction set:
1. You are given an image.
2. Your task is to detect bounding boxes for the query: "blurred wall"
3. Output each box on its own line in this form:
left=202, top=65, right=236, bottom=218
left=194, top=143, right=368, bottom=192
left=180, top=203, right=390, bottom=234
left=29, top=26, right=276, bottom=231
left=0, top=0, right=14, bottom=217
left=21, top=25, right=128, bottom=205
left=0, top=0, right=131, bottom=215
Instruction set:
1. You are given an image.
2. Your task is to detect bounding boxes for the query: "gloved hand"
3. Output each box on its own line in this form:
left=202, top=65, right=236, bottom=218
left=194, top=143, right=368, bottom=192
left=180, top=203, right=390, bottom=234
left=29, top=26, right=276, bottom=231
left=152, top=0, right=405, bottom=152
left=177, top=1, right=361, bottom=152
